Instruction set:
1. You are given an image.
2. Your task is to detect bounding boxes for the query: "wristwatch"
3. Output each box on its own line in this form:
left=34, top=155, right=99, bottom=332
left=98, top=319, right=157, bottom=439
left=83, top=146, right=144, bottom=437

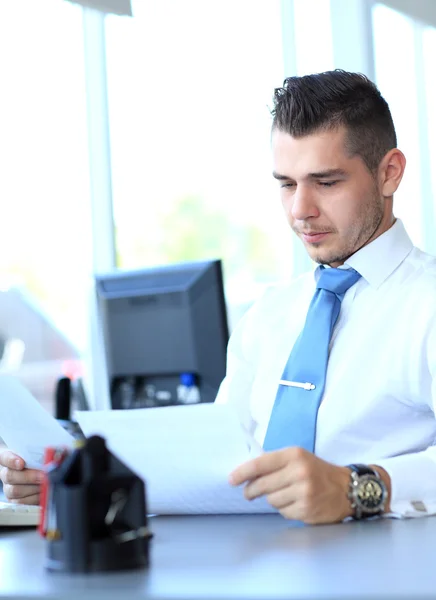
left=346, top=464, right=387, bottom=519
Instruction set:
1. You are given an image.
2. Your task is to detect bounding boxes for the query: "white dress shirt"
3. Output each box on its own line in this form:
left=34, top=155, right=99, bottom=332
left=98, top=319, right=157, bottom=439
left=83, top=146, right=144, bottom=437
left=215, top=219, right=436, bottom=517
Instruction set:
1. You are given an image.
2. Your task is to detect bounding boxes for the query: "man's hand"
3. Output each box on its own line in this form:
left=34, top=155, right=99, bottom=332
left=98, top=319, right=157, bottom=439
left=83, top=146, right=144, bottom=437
left=0, top=450, right=42, bottom=505
left=229, top=447, right=354, bottom=524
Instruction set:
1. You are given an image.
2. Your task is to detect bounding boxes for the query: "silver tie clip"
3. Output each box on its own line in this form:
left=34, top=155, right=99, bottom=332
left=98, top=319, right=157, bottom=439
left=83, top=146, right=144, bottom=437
left=279, top=380, right=316, bottom=391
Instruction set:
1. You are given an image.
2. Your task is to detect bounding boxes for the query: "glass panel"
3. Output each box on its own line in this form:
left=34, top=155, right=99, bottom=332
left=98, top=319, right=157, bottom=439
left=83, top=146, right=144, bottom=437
left=105, top=0, right=290, bottom=329
left=423, top=26, right=436, bottom=233
left=372, top=3, right=423, bottom=246
left=0, top=0, right=91, bottom=412
left=293, top=0, right=334, bottom=75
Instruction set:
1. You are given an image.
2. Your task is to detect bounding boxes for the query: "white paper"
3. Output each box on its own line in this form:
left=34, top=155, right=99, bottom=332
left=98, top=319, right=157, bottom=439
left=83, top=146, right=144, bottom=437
left=75, top=403, right=276, bottom=515
left=0, top=376, right=74, bottom=468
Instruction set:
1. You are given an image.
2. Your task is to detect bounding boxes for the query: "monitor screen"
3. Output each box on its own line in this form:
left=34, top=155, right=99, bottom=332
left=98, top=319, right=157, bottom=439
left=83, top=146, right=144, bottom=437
left=95, top=259, right=229, bottom=409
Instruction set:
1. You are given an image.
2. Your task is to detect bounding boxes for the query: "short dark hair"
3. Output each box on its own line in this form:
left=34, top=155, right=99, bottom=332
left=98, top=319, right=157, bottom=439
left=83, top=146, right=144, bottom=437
left=271, top=69, right=397, bottom=174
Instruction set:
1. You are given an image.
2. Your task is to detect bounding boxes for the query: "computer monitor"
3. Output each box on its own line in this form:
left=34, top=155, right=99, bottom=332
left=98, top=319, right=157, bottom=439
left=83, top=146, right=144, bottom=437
left=94, top=259, right=229, bottom=409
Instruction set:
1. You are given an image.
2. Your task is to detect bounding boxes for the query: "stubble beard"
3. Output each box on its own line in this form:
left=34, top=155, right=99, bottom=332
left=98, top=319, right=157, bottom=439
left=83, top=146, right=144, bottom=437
left=303, top=192, right=384, bottom=266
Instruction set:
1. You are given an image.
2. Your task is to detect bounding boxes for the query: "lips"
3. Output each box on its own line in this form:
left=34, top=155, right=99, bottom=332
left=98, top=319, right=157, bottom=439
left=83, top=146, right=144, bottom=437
left=301, top=232, right=330, bottom=243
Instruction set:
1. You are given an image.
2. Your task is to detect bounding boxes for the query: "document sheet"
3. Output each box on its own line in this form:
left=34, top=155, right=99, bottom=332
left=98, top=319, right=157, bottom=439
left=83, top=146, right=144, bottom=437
left=0, top=376, right=74, bottom=468
left=0, top=375, right=274, bottom=514
left=75, top=403, right=275, bottom=514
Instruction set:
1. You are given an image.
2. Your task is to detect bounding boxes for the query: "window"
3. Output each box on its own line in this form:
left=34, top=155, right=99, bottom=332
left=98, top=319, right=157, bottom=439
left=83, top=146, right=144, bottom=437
left=105, top=0, right=290, bottom=328
left=372, top=3, right=432, bottom=249
left=0, top=0, right=91, bottom=412
left=293, top=0, right=334, bottom=75
left=422, top=26, right=436, bottom=253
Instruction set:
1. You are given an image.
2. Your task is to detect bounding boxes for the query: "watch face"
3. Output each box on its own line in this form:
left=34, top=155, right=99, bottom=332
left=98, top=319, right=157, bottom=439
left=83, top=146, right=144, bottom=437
left=356, top=476, right=385, bottom=511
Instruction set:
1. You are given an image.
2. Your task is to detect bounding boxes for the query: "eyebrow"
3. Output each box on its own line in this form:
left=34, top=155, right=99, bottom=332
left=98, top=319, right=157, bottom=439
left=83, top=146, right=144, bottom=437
left=272, top=168, right=348, bottom=181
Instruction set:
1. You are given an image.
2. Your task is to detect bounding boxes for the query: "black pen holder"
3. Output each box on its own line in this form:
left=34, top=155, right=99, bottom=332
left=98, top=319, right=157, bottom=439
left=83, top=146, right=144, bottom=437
left=44, top=435, right=151, bottom=573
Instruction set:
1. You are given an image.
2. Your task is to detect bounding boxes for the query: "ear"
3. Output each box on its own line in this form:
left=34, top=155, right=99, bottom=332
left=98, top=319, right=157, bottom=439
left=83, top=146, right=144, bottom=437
left=378, top=149, right=406, bottom=197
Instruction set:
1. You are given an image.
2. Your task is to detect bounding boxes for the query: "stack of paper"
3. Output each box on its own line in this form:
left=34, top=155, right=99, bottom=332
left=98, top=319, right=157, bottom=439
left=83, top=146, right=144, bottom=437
left=0, top=376, right=274, bottom=514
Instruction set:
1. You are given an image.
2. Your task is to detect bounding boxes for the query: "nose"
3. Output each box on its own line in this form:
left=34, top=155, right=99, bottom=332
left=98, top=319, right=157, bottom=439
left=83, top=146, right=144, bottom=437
left=290, top=185, right=319, bottom=221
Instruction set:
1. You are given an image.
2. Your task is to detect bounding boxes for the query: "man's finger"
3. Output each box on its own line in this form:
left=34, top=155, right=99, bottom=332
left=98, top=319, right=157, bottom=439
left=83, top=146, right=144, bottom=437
left=1, top=467, right=43, bottom=486
left=0, top=450, right=24, bottom=470
left=276, top=499, right=309, bottom=522
left=11, top=494, right=40, bottom=507
left=266, top=481, right=307, bottom=509
left=229, top=450, right=293, bottom=486
left=244, top=467, right=292, bottom=500
left=4, top=483, right=41, bottom=500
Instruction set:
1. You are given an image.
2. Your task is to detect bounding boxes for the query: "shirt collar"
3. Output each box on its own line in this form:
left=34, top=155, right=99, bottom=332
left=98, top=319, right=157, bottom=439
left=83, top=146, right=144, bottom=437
left=314, top=219, right=414, bottom=289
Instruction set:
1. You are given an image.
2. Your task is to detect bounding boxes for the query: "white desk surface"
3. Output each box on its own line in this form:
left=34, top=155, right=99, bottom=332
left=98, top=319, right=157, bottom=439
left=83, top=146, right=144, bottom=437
left=0, top=514, right=433, bottom=599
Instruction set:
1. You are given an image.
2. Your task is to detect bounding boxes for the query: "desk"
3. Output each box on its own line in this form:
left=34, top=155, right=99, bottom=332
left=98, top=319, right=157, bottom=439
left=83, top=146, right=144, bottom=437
left=0, top=514, right=433, bottom=599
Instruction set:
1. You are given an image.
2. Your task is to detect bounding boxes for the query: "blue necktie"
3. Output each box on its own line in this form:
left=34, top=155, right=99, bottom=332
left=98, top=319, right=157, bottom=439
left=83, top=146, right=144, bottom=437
left=263, top=266, right=361, bottom=453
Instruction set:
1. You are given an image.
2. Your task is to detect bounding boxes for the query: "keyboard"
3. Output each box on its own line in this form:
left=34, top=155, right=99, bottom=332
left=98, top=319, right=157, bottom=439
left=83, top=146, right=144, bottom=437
left=0, top=501, right=41, bottom=526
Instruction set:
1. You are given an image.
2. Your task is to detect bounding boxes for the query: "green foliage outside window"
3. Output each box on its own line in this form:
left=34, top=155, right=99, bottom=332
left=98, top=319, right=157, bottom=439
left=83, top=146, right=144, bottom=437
left=116, top=195, right=280, bottom=284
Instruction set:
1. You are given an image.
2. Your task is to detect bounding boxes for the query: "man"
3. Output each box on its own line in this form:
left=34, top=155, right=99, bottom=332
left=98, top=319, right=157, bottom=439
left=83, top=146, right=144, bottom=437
left=222, top=69, right=436, bottom=523
left=2, top=70, right=436, bottom=523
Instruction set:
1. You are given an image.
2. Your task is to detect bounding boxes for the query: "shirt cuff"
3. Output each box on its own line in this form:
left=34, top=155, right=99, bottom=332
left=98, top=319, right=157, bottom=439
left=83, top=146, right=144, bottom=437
left=375, top=452, right=436, bottom=518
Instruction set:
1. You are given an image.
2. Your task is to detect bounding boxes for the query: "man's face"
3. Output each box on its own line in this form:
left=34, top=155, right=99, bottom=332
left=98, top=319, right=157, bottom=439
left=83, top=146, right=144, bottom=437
left=272, top=126, right=388, bottom=266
